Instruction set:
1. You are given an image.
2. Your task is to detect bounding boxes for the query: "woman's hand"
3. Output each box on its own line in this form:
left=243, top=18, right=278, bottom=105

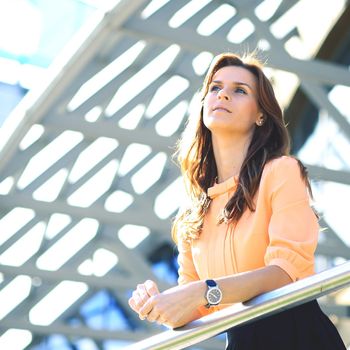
left=128, top=280, right=160, bottom=318
left=138, top=281, right=206, bottom=328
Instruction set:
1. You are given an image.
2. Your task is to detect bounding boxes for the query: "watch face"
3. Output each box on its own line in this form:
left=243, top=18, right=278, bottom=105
left=207, top=287, right=222, bottom=304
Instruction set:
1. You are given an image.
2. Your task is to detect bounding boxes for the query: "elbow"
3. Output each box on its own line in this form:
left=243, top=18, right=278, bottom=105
left=266, top=265, right=293, bottom=292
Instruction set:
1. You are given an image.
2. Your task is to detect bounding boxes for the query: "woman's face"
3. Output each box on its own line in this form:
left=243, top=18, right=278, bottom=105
left=203, top=65, right=262, bottom=136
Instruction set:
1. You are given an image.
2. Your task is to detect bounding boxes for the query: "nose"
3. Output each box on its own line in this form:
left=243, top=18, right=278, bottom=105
left=217, top=88, right=230, bottom=100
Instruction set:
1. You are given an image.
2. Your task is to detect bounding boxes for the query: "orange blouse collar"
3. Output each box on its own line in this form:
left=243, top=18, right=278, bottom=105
left=207, top=175, right=238, bottom=199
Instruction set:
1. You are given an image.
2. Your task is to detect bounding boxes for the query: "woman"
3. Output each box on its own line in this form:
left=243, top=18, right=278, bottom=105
left=128, top=52, right=346, bottom=349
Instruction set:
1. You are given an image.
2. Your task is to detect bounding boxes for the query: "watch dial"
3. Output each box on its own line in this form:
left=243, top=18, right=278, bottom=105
left=208, top=288, right=222, bottom=304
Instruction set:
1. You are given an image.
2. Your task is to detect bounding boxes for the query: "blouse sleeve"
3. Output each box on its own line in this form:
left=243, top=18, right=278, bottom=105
left=264, top=157, right=319, bottom=282
left=177, top=238, right=200, bottom=285
left=177, top=237, right=217, bottom=317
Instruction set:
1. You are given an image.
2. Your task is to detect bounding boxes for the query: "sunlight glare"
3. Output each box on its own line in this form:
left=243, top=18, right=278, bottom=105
left=29, top=280, right=88, bottom=325
left=118, top=225, right=150, bottom=249
left=36, top=218, right=99, bottom=271
left=0, top=329, right=32, bottom=350
left=0, top=275, right=31, bottom=320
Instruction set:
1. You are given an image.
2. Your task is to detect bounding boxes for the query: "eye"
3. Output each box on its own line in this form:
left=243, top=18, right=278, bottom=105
left=235, top=87, right=247, bottom=94
left=209, top=85, right=221, bottom=92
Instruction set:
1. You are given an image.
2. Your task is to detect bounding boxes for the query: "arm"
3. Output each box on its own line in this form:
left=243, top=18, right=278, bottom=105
left=138, top=265, right=291, bottom=328
left=215, top=265, right=292, bottom=304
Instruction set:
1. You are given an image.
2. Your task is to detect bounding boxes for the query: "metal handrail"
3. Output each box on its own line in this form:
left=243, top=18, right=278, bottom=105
left=125, top=261, right=350, bottom=350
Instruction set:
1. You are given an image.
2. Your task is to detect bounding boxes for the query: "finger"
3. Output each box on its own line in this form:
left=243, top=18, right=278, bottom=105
left=136, top=284, right=150, bottom=304
left=139, top=312, right=147, bottom=321
left=128, top=297, right=138, bottom=312
left=144, top=307, right=159, bottom=323
left=130, top=290, right=144, bottom=311
left=145, top=280, right=160, bottom=296
left=139, top=296, right=155, bottom=318
left=156, top=316, right=167, bottom=325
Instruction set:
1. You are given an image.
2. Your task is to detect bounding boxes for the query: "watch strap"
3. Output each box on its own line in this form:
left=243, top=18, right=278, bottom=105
left=206, top=279, right=217, bottom=288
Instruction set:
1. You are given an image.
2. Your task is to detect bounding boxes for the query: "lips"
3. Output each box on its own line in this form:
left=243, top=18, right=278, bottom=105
left=213, top=105, right=232, bottom=113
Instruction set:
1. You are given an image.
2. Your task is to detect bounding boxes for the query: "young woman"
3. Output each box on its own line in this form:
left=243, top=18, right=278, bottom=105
left=128, top=52, right=346, bottom=349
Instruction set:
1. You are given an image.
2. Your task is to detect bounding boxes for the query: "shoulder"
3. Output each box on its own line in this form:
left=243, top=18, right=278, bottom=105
left=260, top=157, right=314, bottom=212
left=261, top=156, right=307, bottom=188
left=263, top=155, right=302, bottom=176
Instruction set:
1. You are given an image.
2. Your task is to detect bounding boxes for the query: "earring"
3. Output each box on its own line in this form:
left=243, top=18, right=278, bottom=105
left=257, top=119, right=264, bottom=126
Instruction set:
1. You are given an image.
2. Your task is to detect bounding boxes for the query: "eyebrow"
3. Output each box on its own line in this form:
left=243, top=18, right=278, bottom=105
left=211, top=80, right=253, bottom=91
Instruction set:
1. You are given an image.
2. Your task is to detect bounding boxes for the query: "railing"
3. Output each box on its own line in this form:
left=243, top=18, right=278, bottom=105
left=125, top=261, right=350, bottom=350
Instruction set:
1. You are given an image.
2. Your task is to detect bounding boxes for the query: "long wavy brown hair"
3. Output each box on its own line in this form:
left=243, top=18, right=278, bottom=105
left=172, top=52, right=312, bottom=243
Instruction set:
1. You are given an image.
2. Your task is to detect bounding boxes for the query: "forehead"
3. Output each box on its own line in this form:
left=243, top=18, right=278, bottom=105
left=211, top=66, right=257, bottom=88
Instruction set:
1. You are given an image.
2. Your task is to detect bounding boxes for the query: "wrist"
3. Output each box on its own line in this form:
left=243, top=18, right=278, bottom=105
left=192, top=280, right=208, bottom=307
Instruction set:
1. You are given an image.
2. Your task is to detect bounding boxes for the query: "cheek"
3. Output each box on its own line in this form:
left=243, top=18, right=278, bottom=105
left=202, top=106, right=209, bottom=119
left=202, top=95, right=212, bottom=116
left=202, top=100, right=212, bottom=129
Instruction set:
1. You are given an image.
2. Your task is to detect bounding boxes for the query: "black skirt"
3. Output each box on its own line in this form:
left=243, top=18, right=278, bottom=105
left=226, top=300, right=346, bottom=350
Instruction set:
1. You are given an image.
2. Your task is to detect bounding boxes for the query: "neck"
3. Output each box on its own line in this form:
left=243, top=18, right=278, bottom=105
left=211, top=132, right=252, bottom=183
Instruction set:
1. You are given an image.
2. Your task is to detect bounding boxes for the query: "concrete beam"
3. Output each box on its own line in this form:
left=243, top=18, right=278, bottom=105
left=0, top=193, right=170, bottom=233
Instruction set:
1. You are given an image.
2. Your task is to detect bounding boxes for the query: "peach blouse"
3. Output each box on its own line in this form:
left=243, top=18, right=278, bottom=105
left=177, top=156, right=319, bottom=315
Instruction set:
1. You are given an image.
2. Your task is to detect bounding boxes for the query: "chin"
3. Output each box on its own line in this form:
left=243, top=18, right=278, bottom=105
left=204, top=116, right=226, bottom=128
left=204, top=119, right=232, bottom=131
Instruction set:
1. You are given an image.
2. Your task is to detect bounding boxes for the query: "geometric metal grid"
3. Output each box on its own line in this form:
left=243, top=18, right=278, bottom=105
left=0, top=0, right=349, bottom=349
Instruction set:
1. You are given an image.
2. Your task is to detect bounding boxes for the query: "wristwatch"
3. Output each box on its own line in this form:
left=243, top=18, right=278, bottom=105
left=204, top=279, right=222, bottom=308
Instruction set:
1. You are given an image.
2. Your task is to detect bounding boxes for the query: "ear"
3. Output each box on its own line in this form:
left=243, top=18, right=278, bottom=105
left=255, top=111, right=263, bottom=120
left=256, top=112, right=265, bottom=126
